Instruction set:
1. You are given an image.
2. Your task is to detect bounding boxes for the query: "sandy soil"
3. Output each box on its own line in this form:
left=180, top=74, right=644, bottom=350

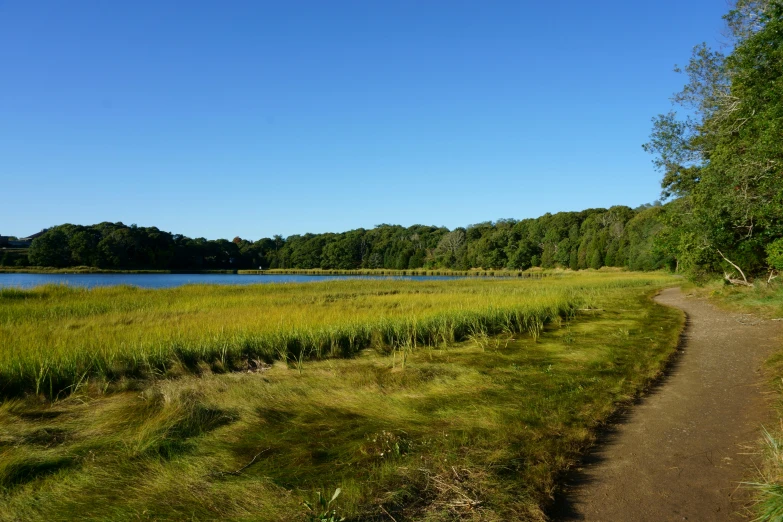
left=551, top=287, right=782, bottom=521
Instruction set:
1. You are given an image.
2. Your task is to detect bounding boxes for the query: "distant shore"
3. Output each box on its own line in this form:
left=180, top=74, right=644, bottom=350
left=0, top=267, right=236, bottom=275
left=0, top=266, right=578, bottom=278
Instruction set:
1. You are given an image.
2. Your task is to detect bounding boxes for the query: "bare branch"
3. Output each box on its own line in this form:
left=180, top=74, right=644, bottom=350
left=717, top=249, right=751, bottom=286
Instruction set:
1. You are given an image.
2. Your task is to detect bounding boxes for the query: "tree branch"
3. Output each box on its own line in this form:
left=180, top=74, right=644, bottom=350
left=717, top=249, right=752, bottom=286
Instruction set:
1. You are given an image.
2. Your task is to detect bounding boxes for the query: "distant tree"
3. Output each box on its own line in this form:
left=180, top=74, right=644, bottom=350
left=435, top=229, right=466, bottom=268
left=28, top=228, right=70, bottom=267
left=589, top=249, right=603, bottom=270
left=69, top=228, right=101, bottom=266
left=569, top=250, right=579, bottom=271
left=506, top=239, right=537, bottom=270
left=97, top=228, right=137, bottom=268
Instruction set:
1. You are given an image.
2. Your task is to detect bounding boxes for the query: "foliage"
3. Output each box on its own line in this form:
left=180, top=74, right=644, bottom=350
left=644, top=0, right=783, bottom=277
left=304, top=489, right=345, bottom=522
left=23, top=204, right=674, bottom=273
left=767, top=239, right=783, bottom=271
left=0, top=250, right=29, bottom=267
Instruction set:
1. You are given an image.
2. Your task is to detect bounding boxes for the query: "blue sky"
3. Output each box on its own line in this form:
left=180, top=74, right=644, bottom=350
left=1, top=1, right=730, bottom=240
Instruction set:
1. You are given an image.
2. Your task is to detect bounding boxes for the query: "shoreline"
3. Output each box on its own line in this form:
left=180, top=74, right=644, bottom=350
left=0, top=267, right=583, bottom=278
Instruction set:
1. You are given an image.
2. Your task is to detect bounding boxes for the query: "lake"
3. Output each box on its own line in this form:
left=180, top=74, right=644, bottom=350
left=0, top=273, right=462, bottom=289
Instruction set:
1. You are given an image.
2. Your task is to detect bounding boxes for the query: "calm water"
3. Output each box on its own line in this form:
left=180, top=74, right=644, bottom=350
left=0, top=273, right=461, bottom=289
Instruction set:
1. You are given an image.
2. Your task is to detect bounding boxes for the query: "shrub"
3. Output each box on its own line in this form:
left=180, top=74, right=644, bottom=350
left=766, top=239, right=783, bottom=271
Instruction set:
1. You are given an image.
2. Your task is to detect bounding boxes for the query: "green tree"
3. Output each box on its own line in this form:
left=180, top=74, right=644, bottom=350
left=28, top=228, right=70, bottom=267
left=644, top=1, right=783, bottom=278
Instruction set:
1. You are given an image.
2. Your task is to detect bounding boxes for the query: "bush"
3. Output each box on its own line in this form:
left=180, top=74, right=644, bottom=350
left=766, top=239, right=783, bottom=271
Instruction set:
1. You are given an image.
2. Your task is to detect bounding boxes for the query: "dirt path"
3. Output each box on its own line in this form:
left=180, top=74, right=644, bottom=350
left=552, top=287, right=782, bottom=521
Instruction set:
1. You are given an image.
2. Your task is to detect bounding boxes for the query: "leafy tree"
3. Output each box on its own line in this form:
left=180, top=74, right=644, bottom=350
left=28, top=228, right=71, bottom=267
left=644, top=0, right=783, bottom=278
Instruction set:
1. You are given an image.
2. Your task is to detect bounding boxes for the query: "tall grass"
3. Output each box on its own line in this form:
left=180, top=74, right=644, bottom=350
left=0, top=272, right=684, bottom=521
left=0, top=273, right=673, bottom=398
left=239, top=267, right=559, bottom=278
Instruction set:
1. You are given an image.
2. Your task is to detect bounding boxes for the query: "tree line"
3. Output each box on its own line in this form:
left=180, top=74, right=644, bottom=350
left=12, top=203, right=671, bottom=272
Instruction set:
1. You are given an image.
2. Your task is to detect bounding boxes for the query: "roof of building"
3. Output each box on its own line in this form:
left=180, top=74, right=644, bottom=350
left=20, top=229, right=48, bottom=241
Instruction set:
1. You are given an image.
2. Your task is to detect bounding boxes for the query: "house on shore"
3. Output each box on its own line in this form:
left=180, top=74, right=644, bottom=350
left=1, top=229, right=48, bottom=249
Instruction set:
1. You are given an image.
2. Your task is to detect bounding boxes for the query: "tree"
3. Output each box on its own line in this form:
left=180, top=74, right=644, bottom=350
left=507, top=239, right=538, bottom=270
left=69, top=228, right=101, bottom=266
left=435, top=229, right=466, bottom=268
left=643, top=0, right=783, bottom=278
left=28, top=228, right=70, bottom=267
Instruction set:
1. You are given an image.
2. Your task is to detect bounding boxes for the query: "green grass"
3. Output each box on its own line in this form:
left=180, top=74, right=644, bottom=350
left=748, top=338, right=783, bottom=522
left=0, top=272, right=683, bottom=520
left=685, top=279, right=783, bottom=318
left=0, top=272, right=668, bottom=399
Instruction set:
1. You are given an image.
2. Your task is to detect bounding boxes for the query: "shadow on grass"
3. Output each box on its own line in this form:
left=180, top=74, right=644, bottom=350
left=546, top=311, right=690, bottom=520
left=0, top=455, right=77, bottom=490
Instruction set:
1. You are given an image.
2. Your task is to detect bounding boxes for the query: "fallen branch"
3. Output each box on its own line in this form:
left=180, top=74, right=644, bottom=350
left=768, top=270, right=779, bottom=285
left=724, top=273, right=753, bottom=287
left=717, top=249, right=752, bottom=286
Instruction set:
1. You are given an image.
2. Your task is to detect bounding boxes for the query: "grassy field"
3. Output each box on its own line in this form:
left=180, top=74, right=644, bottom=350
left=0, top=272, right=683, bottom=520
left=0, top=272, right=653, bottom=398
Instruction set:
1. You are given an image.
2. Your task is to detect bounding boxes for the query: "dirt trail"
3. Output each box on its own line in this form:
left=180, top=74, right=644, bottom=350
left=552, top=287, right=782, bottom=521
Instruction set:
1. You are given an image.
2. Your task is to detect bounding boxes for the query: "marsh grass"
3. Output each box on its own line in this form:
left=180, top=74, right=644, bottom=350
left=744, top=425, right=783, bottom=521
left=0, top=272, right=683, bottom=521
left=0, top=273, right=672, bottom=398
left=240, top=268, right=557, bottom=278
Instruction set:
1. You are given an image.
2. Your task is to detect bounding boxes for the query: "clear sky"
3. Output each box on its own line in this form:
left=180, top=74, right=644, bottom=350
left=1, top=1, right=730, bottom=240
